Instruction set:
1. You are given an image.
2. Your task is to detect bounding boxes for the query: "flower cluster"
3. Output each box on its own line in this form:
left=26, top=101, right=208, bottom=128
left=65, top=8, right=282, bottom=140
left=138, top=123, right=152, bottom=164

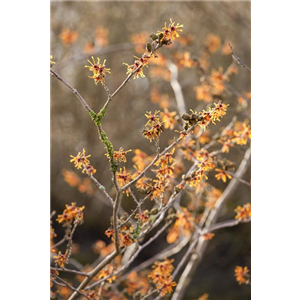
left=181, top=101, right=229, bottom=131
left=184, top=151, right=214, bottom=187
left=105, top=223, right=134, bottom=248
left=98, top=264, right=116, bottom=283
left=116, top=167, right=131, bottom=195
left=135, top=210, right=150, bottom=224
left=106, top=147, right=132, bottom=163
left=85, top=56, right=111, bottom=85
left=53, top=251, right=68, bottom=267
left=125, top=271, right=150, bottom=296
left=235, top=266, right=250, bottom=285
left=160, top=109, right=178, bottom=130
left=154, top=148, right=176, bottom=181
left=124, top=53, right=153, bottom=79
left=235, top=202, right=251, bottom=221
left=148, top=259, right=177, bottom=296
left=216, top=120, right=251, bottom=155
left=56, top=202, right=85, bottom=224
left=142, top=110, right=164, bottom=142
left=62, top=169, right=94, bottom=195
left=70, top=148, right=96, bottom=175
left=124, top=19, right=183, bottom=79
left=167, top=207, right=195, bottom=244
left=232, top=122, right=251, bottom=145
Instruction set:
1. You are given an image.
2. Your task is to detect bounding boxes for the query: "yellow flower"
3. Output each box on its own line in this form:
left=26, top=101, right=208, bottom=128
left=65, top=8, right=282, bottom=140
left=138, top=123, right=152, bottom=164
left=70, top=148, right=91, bottom=170
left=50, top=55, right=55, bottom=68
left=235, top=266, right=250, bottom=284
left=235, top=203, right=251, bottom=221
left=56, top=202, right=85, bottom=224
left=162, top=18, right=183, bottom=40
left=160, top=109, right=177, bottom=130
left=70, top=148, right=96, bottom=175
left=195, top=82, right=213, bottom=102
left=116, top=167, right=131, bottom=188
left=85, top=56, right=110, bottom=75
left=85, top=56, right=111, bottom=85
left=145, top=110, right=161, bottom=126
left=53, top=251, right=68, bottom=267
left=214, top=168, right=232, bottom=182
left=123, top=61, right=145, bottom=79
left=107, top=147, right=132, bottom=163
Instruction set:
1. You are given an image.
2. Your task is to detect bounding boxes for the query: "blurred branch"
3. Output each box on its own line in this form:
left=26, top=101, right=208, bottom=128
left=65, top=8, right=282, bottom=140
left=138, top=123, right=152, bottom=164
left=171, top=147, right=251, bottom=300
left=229, top=43, right=251, bottom=72
left=167, top=60, right=187, bottom=118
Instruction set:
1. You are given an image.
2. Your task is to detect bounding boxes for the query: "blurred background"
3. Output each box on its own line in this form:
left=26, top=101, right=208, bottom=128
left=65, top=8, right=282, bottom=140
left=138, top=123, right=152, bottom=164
left=51, top=1, right=250, bottom=299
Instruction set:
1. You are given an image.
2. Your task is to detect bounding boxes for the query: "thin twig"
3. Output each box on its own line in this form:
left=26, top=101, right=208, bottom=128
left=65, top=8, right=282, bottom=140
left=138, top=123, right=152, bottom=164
left=50, top=69, right=92, bottom=113
left=228, top=43, right=251, bottom=72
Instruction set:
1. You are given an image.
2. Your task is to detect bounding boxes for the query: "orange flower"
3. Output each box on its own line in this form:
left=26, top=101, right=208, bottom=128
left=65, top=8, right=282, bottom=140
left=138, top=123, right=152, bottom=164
left=235, top=266, right=250, bottom=284
left=116, top=168, right=131, bottom=188
left=53, top=251, right=68, bottom=267
left=145, top=110, right=161, bottom=126
left=232, top=123, right=251, bottom=145
left=142, top=111, right=164, bottom=142
left=210, top=67, right=226, bottom=93
left=167, top=207, right=194, bottom=243
left=235, top=203, right=251, bottom=221
left=215, top=168, right=232, bottom=183
left=205, top=34, right=221, bottom=53
left=151, top=88, right=170, bottom=109
left=131, top=32, right=148, bottom=54
left=83, top=41, right=95, bottom=54
left=56, top=202, right=85, bottom=224
left=218, top=138, right=234, bottom=153
left=106, top=147, right=132, bottom=163
left=135, top=210, right=150, bottom=224
left=59, top=28, right=78, bottom=46
left=98, top=265, right=116, bottom=283
left=149, top=259, right=177, bottom=296
left=195, top=82, right=213, bottom=102
left=125, top=271, right=150, bottom=296
left=199, top=130, right=211, bottom=145
left=222, top=41, right=233, bottom=55
left=160, top=109, right=177, bottom=130
left=199, top=293, right=209, bottom=300
left=62, top=169, right=80, bottom=187
left=160, top=279, right=177, bottom=296
left=95, top=26, right=109, bottom=47
left=203, top=233, right=215, bottom=240
left=176, top=52, right=196, bottom=68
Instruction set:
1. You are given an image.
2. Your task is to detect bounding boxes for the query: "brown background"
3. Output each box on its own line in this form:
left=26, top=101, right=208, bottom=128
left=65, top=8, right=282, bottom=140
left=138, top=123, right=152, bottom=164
left=251, top=2, right=300, bottom=300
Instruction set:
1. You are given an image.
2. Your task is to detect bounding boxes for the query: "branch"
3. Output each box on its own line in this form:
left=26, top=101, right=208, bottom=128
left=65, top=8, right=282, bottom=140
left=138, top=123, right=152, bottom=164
left=50, top=69, right=92, bottom=113
left=171, top=147, right=251, bottom=300
left=228, top=43, right=251, bottom=72
left=167, top=60, right=187, bottom=118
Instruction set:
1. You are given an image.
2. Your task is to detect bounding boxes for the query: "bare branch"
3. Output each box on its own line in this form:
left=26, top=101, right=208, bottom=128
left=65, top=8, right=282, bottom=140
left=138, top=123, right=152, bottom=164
left=228, top=43, right=251, bottom=72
